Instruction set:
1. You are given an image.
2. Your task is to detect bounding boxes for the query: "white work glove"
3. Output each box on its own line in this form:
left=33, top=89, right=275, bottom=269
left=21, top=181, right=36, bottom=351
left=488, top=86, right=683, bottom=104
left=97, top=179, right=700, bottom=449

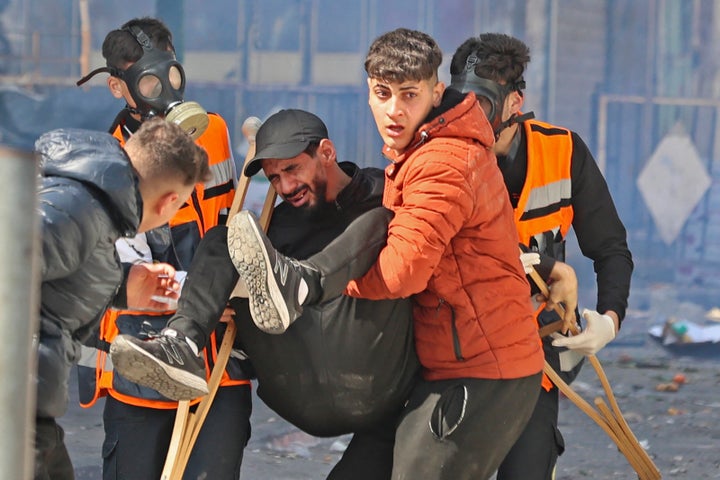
left=551, top=309, right=616, bottom=355
left=519, top=252, right=541, bottom=274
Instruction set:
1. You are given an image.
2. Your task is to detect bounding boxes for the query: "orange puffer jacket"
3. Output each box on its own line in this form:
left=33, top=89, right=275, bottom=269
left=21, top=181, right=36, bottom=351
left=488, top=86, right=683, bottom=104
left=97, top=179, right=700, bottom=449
left=347, top=92, right=544, bottom=381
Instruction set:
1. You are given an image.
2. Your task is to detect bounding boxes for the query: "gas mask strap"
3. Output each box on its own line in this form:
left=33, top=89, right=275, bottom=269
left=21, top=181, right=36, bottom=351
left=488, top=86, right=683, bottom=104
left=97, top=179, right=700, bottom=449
left=76, top=26, right=152, bottom=87
left=76, top=67, right=116, bottom=86
left=124, top=104, right=143, bottom=117
left=494, top=111, right=536, bottom=140
left=124, top=25, right=153, bottom=53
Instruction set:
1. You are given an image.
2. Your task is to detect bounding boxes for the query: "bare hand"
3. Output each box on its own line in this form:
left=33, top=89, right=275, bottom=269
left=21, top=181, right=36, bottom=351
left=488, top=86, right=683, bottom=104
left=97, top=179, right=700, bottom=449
left=126, top=263, right=180, bottom=311
left=536, top=261, right=578, bottom=333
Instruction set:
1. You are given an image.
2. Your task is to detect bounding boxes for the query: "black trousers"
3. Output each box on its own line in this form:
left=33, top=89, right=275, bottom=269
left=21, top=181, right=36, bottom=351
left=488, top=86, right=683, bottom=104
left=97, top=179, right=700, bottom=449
left=496, top=386, right=564, bottom=480
left=165, top=208, right=398, bottom=479
left=327, top=420, right=397, bottom=480
left=101, top=385, right=252, bottom=480
left=169, top=207, right=394, bottom=347
left=34, top=417, right=75, bottom=480
left=390, top=374, right=542, bottom=480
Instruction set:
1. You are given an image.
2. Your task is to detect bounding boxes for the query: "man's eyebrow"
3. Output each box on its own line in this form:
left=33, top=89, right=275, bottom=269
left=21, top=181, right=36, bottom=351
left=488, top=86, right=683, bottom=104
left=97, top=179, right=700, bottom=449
left=281, top=162, right=298, bottom=172
left=266, top=162, right=298, bottom=180
left=399, top=84, right=420, bottom=92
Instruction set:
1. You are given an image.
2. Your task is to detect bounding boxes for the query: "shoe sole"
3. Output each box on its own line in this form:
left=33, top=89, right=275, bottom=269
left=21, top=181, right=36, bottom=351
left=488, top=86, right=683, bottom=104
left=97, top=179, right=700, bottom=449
left=228, top=211, right=290, bottom=334
left=109, top=336, right=209, bottom=401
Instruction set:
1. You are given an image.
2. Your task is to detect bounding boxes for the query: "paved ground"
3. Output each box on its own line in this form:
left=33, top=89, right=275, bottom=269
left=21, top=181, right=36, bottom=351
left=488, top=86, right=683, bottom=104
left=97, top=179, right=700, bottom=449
left=61, top=318, right=720, bottom=479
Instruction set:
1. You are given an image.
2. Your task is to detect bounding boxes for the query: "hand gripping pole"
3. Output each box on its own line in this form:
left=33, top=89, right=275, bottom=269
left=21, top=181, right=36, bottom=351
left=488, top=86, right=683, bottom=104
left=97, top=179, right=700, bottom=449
left=527, top=263, right=660, bottom=479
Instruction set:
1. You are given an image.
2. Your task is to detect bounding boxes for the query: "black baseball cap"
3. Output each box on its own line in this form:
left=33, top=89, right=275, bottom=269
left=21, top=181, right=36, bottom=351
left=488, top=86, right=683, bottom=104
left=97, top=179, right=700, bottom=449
left=244, top=109, right=329, bottom=177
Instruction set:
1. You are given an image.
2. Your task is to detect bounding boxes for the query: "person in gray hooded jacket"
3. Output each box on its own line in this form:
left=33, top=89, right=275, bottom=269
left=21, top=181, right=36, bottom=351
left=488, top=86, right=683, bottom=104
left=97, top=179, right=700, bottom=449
left=34, top=117, right=209, bottom=480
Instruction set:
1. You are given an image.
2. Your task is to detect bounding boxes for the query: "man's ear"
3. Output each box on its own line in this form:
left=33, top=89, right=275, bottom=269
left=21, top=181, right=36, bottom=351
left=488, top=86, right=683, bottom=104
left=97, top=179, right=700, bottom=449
left=107, top=76, right=125, bottom=100
left=156, top=191, right=180, bottom=216
left=432, top=81, right=446, bottom=107
left=318, top=138, right=337, bottom=163
left=507, top=90, right=524, bottom=116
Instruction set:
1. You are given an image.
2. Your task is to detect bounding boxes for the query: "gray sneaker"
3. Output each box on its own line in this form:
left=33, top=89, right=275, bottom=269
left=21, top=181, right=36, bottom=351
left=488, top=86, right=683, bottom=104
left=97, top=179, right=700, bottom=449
left=109, top=331, right=208, bottom=401
left=227, top=210, right=308, bottom=334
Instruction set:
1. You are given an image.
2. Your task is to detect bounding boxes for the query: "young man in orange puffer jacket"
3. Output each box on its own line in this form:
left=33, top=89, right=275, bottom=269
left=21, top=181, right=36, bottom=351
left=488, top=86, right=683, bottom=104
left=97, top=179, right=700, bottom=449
left=229, top=28, right=545, bottom=480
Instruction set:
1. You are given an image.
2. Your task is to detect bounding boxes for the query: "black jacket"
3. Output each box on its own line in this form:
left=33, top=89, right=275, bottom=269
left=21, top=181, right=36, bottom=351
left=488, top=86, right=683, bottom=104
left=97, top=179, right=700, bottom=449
left=36, top=128, right=140, bottom=418
left=173, top=162, right=419, bottom=436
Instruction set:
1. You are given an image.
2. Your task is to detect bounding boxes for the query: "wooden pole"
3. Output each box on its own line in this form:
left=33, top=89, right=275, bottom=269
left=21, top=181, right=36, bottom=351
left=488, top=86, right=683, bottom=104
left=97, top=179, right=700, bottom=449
left=162, top=116, right=276, bottom=479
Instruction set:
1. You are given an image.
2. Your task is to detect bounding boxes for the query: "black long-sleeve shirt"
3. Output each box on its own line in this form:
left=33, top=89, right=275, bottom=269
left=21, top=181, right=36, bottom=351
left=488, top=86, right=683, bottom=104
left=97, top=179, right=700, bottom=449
left=498, top=127, right=633, bottom=325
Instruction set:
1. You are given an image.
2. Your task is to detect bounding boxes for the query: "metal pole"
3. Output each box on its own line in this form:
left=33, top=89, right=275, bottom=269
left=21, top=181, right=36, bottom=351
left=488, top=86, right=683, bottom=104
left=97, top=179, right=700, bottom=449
left=0, top=145, right=40, bottom=480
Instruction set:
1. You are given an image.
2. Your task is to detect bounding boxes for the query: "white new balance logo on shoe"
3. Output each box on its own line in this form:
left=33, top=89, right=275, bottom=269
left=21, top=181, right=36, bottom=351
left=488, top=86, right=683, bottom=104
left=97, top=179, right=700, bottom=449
left=273, top=257, right=289, bottom=286
left=160, top=342, right=185, bottom=366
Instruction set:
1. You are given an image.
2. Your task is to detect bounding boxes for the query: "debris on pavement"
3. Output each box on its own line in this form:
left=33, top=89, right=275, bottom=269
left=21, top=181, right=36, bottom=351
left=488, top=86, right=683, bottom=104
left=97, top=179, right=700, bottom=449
left=648, top=310, right=720, bottom=358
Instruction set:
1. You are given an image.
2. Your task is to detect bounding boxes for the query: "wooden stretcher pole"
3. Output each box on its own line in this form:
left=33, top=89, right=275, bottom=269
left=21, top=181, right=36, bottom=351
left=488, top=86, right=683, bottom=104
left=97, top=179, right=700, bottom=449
left=527, top=263, right=661, bottom=479
left=160, top=401, right=189, bottom=480
left=227, top=117, right=263, bottom=219
left=162, top=116, right=272, bottom=480
left=163, top=321, right=237, bottom=479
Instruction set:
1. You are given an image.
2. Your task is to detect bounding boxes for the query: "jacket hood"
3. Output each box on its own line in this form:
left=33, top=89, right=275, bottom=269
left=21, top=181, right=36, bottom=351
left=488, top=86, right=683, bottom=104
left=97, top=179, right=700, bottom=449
left=382, top=90, right=495, bottom=164
left=36, top=128, right=142, bottom=235
left=335, top=162, right=384, bottom=210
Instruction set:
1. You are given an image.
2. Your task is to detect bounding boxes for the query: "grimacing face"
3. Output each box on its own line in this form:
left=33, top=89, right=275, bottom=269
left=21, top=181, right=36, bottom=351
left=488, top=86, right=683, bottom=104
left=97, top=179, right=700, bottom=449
left=261, top=152, right=329, bottom=213
left=367, top=76, right=444, bottom=153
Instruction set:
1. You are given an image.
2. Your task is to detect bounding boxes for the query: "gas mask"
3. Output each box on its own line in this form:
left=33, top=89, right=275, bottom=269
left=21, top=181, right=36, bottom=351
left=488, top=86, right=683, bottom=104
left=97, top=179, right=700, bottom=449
left=450, top=53, right=534, bottom=138
left=77, top=26, right=208, bottom=139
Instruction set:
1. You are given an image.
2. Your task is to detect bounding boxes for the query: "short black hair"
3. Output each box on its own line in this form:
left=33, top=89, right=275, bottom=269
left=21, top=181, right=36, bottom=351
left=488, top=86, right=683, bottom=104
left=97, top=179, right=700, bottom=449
left=101, top=17, right=174, bottom=71
left=450, top=33, right=530, bottom=87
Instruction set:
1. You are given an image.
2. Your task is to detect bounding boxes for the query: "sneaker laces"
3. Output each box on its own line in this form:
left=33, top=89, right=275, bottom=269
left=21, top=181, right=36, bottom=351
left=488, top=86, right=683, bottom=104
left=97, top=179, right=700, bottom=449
left=138, top=321, right=161, bottom=339
left=284, top=256, right=312, bottom=304
left=161, top=328, right=200, bottom=356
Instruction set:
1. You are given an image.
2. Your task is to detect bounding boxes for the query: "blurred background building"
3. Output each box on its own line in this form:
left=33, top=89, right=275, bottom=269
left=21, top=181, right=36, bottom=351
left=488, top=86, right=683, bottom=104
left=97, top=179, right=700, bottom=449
left=1, top=0, right=719, bottom=330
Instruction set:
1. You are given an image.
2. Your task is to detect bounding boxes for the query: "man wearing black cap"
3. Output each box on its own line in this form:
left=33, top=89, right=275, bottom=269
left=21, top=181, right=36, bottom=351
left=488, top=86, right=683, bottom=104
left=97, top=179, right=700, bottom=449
left=110, top=108, right=419, bottom=479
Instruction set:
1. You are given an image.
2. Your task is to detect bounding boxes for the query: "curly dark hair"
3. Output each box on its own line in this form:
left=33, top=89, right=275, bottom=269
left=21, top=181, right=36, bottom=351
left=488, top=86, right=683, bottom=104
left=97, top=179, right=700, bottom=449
left=450, top=33, right=530, bottom=88
left=364, top=28, right=443, bottom=83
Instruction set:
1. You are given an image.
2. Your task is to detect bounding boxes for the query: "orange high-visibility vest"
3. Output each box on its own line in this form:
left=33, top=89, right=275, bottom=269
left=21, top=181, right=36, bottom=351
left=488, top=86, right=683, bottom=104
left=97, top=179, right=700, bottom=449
left=514, top=120, right=574, bottom=255
left=514, top=119, right=575, bottom=392
left=79, top=113, right=249, bottom=409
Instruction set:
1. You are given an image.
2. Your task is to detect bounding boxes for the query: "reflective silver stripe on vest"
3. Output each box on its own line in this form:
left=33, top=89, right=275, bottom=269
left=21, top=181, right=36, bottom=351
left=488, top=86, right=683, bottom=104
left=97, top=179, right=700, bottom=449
left=77, top=344, right=113, bottom=371
left=524, top=178, right=571, bottom=213
left=205, top=157, right=235, bottom=189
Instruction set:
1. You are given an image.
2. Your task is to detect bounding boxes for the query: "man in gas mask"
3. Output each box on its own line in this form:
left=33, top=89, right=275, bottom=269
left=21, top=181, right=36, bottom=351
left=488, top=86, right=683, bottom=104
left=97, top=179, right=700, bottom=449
left=77, top=18, right=208, bottom=139
left=448, top=33, right=633, bottom=480
left=76, top=17, right=251, bottom=480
